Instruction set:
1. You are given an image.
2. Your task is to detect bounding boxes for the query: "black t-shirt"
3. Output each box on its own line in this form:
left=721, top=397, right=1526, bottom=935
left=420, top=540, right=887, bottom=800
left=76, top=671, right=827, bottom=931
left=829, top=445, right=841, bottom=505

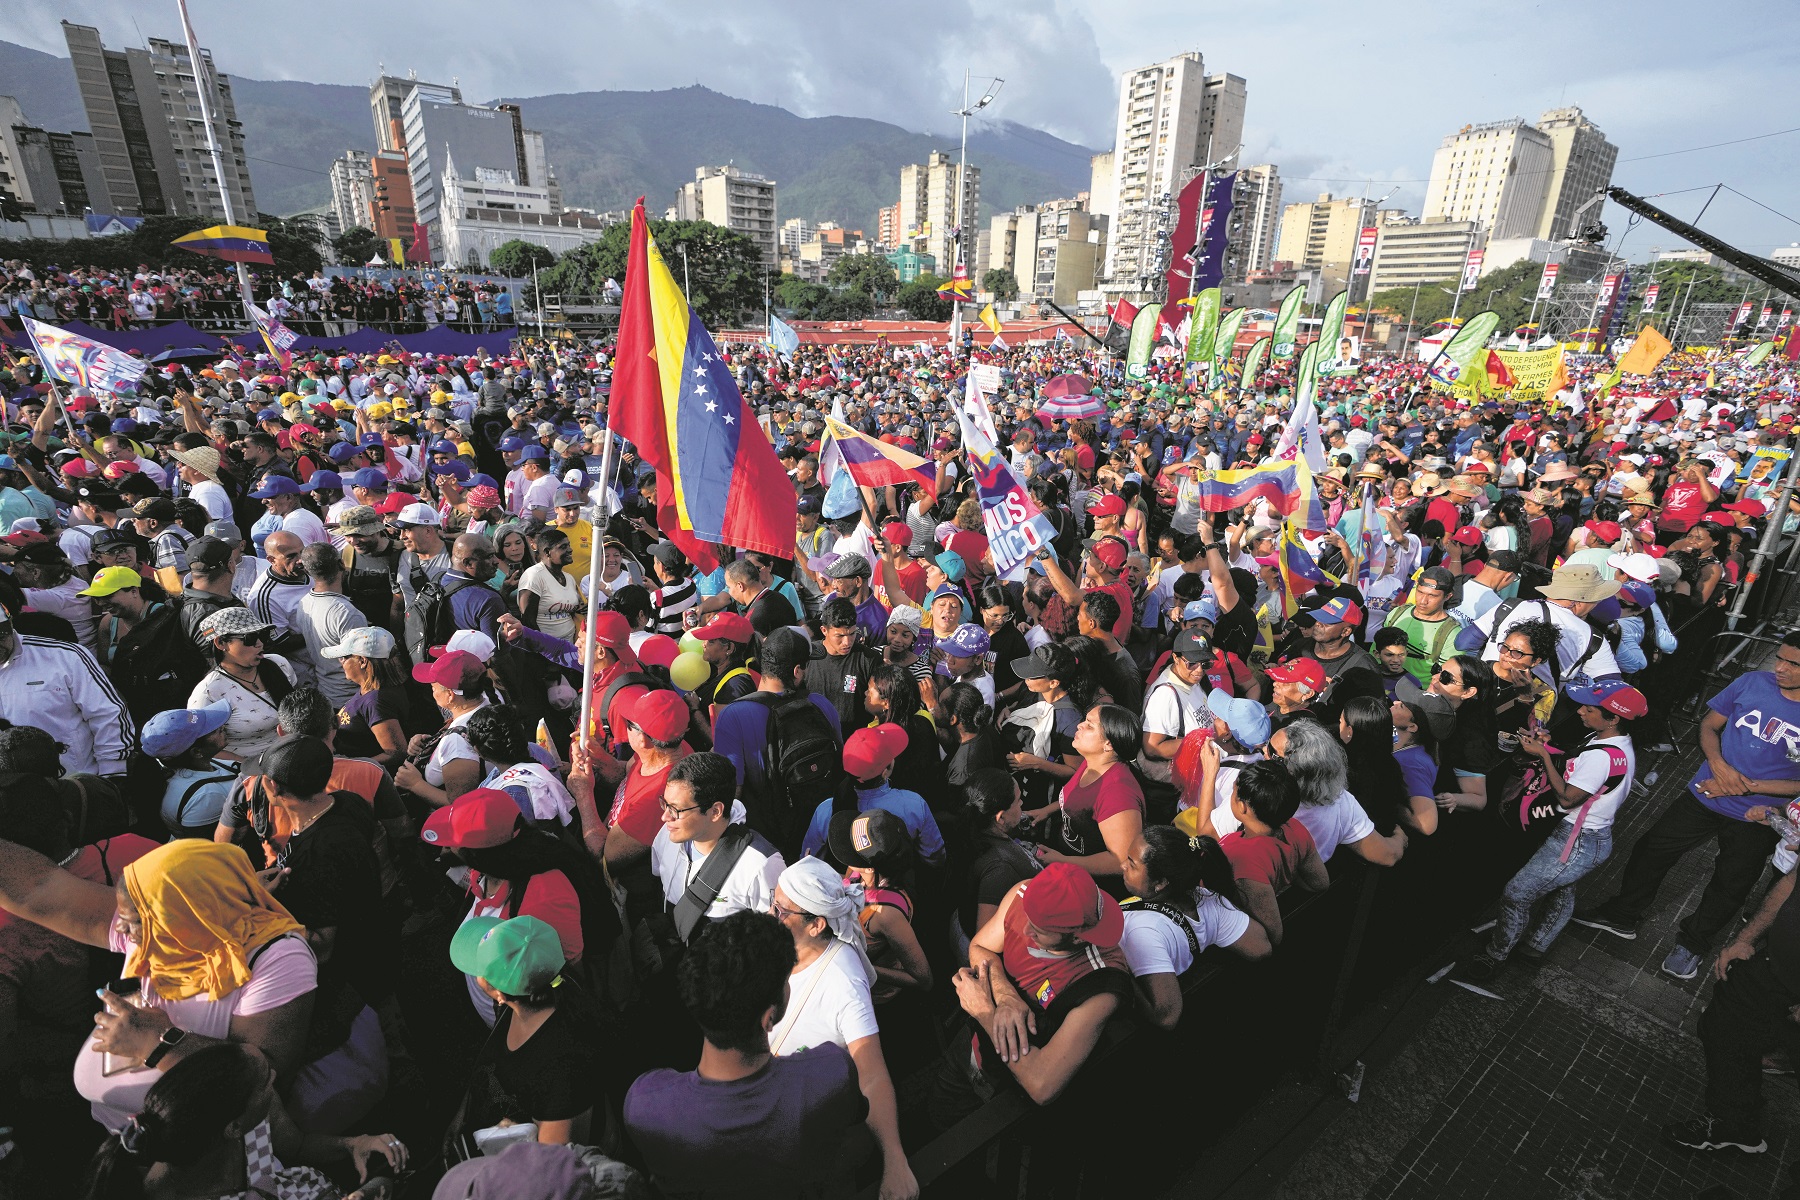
left=276, top=794, right=387, bottom=999
left=746, top=590, right=800, bottom=637
left=989, top=622, right=1030, bottom=697
left=962, top=828, right=1037, bottom=936
left=464, top=1002, right=602, bottom=1129
left=335, top=685, right=412, bottom=759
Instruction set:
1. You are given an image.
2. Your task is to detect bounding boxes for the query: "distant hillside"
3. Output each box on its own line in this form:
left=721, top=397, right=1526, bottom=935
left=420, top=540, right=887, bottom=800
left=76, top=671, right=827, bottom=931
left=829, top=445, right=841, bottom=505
left=0, top=40, right=1098, bottom=233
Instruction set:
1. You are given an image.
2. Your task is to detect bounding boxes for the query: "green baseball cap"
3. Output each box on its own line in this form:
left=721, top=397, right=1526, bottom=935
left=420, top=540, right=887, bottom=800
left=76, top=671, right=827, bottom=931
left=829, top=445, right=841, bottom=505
left=449, top=916, right=565, bottom=996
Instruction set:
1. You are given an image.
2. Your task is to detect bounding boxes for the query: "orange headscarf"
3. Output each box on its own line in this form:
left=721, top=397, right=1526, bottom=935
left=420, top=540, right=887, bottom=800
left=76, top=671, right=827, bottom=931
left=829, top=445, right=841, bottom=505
left=121, top=841, right=305, bottom=1002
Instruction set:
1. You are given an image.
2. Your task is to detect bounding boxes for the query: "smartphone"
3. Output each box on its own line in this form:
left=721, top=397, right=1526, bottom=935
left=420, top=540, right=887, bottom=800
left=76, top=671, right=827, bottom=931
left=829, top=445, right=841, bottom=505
left=98, top=978, right=144, bottom=1076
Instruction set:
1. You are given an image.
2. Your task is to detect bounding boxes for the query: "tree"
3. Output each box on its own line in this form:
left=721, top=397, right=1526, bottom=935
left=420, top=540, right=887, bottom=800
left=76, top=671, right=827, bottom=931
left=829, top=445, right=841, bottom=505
left=826, top=253, right=898, bottom=304
left=981, top=268, right=1020, bottom=301
left=536, top=218, right=765, bottom=328
left=897, top=272, right=953, bottom=322
left=257, top=213, right=327, bottom=277
left=814, top=290, right=874, bottom=320
left=488, top=239, right=558, bottom=278
left=1624, top=261, right=1758, bottom=334
left=773, top=273, right=829, bottom=317
left=332, top=225, right=383, bottom=266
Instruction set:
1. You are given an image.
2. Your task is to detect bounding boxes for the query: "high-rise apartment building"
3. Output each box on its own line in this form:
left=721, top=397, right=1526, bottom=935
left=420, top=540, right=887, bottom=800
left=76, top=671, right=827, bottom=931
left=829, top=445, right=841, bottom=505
left=369, top=150, right=414, bottom=244
left=369, top=74, right=458, bottom=152
left=328, top=150, right=374, bottom=237
left=1532, top=107, right=1617, bottom=241
left=875, top=204, right=900, bottom=251
left=1228, top=163, right=1282, bottom=281
left=780, top=217, right=817, bottom=261
left=1274, top=193, right=1377, bottom=293
left=985, top=198, right=1106, bottom=304
left=1087, top=152, right=1116, bottom=223
left=1422, top=118, right=1555, bottom=241
left=1366, top=218, right=1483, bottom=294
left=674, top=165, right=778, bottom=264
left=1102, top=51, right=1247, bottom=288
left=62, top=21, right=256, bottom=220
left=898, top=151, right=979, bottom=279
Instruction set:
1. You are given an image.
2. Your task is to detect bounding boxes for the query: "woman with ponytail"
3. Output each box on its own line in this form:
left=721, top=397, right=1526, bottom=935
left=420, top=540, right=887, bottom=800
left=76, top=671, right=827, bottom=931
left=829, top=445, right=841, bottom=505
left=83, top=1041, right=404, bottom=1200
left=1117, top=826, right=1273, bottom=1030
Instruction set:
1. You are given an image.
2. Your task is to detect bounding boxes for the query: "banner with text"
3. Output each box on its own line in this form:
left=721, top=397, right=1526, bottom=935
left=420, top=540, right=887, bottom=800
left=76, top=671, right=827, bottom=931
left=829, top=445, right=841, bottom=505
left=1492, top=347, right=1565, bottom=400
left=960, top=410, right=1058, bottom=581
left=1352, top=227, right=1377, bottom=276
left=1536, top=262, right=1560, bottom=300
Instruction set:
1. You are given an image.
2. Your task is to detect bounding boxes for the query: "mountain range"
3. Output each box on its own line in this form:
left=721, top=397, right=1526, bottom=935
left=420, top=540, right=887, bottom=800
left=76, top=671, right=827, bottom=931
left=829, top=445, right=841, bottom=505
left=0, top=39, right=1098, bottom=239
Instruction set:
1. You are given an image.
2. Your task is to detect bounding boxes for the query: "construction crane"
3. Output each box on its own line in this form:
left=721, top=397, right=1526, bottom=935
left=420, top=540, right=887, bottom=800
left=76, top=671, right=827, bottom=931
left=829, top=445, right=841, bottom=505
left=1600, top=185, right=1800, bottom=301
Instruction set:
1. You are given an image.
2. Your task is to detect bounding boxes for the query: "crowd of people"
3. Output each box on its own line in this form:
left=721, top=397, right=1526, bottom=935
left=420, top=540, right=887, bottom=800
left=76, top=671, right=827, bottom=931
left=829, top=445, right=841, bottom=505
left=0, top=275, right=1796, bottom=1200
left=2, top=260, right=517, bottom=337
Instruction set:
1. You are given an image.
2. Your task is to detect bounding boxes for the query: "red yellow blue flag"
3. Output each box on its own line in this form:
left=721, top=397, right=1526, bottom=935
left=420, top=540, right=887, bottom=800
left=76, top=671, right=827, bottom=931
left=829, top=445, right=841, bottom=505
left=171, top=224, right=274, bottom=265
left=823, top=416, right=938, bottom=499
left=611, top=200, right=796, bottom=573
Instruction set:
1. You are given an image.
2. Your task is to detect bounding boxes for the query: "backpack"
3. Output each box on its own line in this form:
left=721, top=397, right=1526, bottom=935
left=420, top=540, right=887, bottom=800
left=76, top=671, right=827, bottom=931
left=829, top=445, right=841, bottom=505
left=1504, top=742, right=1631, bottom=860
left=1482, top=598, right=1605, bottom=686
left=746, top=691, right=846, bottom=859
left=412, top=576, right=478, bottom=662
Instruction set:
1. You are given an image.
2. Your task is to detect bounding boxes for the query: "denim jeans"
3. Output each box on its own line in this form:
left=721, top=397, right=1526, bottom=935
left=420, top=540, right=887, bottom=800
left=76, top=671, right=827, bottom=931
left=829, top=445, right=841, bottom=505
left=1489, top=824, right=1613, bottom=959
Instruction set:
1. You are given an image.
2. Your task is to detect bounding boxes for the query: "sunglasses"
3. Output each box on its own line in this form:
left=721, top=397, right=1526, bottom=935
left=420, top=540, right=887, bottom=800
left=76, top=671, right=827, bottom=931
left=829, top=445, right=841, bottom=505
left=1437, top=669, right=1462, bottom=686
left=229, top=632, right=267, bottom=647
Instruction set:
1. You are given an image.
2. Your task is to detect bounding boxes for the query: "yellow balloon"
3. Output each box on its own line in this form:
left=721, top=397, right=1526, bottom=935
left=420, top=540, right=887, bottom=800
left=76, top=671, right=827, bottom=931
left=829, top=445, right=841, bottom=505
left=670, top=651, right=712, bottom=692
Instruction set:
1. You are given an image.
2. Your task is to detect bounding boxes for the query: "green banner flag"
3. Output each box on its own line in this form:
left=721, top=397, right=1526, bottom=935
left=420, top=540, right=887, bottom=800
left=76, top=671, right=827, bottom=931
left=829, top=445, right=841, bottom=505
left=1184, top=288, right=1221, bottom=365
left=1429, top=311, right=1502, bottom=389
left=1240, top=336, right=1270, bottom=391
left=1316, top=291, right=1352, bottom=377
left=1125, top=303, right=1162, bottom=378
left=1744, top=340, right=1776, bottom=367
left=1272, top=285, right=1306, bottom=360
left=1294, top=339, right=1322, bottom=409
left=1213, top=307, right=1248, bottom=379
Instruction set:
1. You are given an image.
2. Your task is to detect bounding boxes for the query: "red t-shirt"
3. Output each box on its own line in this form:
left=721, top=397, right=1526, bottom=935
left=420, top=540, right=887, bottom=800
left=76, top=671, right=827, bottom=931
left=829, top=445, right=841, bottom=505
left=1055, top=762, right=1144, bottom=857
left=894, top=559, right=927, bottom=603
left=946, top=530, right=990, bottom=574
left=467, top=869, right=583, bottom=961
left=1000, top=879, right=1128, bottom=1015
left=1084, top=578, right=1135, bottom=642
left=1661, top=480, right=1709, bottom=530
left=1221, top=821, right=1317, bottom=895
left=609, top=751, right=689, bottom=846
left=1425, top=497, right=1462, bottom=535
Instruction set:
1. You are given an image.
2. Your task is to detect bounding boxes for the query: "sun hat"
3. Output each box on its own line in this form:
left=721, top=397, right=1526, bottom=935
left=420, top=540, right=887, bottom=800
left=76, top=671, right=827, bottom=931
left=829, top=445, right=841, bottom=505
left=1538, top=563, right=1621, bottom=604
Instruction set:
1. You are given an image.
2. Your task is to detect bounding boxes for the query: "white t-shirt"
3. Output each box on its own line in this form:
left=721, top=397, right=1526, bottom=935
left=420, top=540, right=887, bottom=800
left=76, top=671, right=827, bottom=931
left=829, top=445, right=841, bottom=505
left=519, top=472, right=560, bottom=517
left=187, top=657, right=298, bottom=760
left=189, top=478, right=233, bottom=522
left=1472, top=598, right=1620, bottom=682
left=768, top=942, right=879, bottom=1057
left=280, top=507, right=330, bottom=546
left=1142, top=668, right=1210, bottom=740
left=650, top=800, right=785, bottom=920
left=1292, top=789, right=1377, bottom=862
left=518, top=563, right=582, bottom=641
left=1120, top=890, right=1251, bottom=978
left=426, top=702, right=488, bottom=787
left=1562, top=735, right=1636, bottom=832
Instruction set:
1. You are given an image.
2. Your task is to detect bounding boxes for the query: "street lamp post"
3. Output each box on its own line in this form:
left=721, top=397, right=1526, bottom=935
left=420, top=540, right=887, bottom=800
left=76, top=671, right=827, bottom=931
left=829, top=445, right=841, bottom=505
left=952, top=71, right=1004, bottom=281
left=1400, top=279, right=1425, bottom=359
left=678, top=244, right=690, bottom=304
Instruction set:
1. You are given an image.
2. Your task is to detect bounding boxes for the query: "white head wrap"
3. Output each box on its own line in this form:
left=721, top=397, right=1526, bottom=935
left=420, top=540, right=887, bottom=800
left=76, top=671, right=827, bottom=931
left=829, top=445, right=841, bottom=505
left=777, top=857, right=874, bottom=981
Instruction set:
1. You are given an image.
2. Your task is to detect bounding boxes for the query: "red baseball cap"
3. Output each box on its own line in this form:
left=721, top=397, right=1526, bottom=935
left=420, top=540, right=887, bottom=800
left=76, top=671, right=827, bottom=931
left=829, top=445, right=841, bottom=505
left=61, top=458, right=92, bottom=478
left=590, top=611, right=639, bottom=665
left=411, top=649, right=483, bottom=692
left=1584, top=520, right=1623, bottom=543
left=1451, top=526, right=1483, bottom=547
left=843, top=722, right=909, bottom=780
left=1088, top=493, right=1125, bottom=519
left=693, top=612, right=754, bottom=644
left=625, top=689, right=690, bottom=743
left=1020, top=862, right=1123, bottom=947
left=881, top=520, right=911, bottom=547
left=1090, top=538, right=1128, bottom=571
left=1266, top=658, right=1327, bottom=695
left=421, top=788, right=521, bottom=849
left=1725, top=499, right=1768, bottom=516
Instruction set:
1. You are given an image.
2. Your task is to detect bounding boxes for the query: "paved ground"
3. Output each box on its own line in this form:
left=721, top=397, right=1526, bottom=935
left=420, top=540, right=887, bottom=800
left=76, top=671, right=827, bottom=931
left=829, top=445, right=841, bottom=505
left=1177, top=733, right=1800, bottom=1200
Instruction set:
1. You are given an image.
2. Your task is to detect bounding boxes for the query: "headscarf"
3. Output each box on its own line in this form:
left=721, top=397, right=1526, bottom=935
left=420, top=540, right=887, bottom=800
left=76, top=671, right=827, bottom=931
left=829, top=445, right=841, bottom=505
left=122, top=841, right=306, bottom=1001
left=778, top=857, right=875, bottom=982
left=886, top=605, right=923, bottom=633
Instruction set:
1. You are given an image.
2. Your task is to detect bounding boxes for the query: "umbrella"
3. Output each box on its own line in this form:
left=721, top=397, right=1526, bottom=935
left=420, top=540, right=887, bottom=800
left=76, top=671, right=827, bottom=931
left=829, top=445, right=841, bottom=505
left=1042, top=373, right=1092, bottom=399
left=149, top=347, right=219, bottom=362
left=1037, top=392, right=1106, bottom=421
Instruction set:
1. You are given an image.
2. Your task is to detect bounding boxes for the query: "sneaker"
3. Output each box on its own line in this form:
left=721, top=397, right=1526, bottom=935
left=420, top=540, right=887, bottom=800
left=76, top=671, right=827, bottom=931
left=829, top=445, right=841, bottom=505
left=1571, top=909, right=1638, bottom=940
left=1649, top=742, right=1676, bottom=754
left=1663, top=945, right=1704, bottom=981
left=1763, top=1052, right=1794, bottom=1076
left=1456, top=952, right=1503, bottom=983
left=1517, top=945, right=1547, bottom=962
left=1662, top=1116, right=1767, bottom=1154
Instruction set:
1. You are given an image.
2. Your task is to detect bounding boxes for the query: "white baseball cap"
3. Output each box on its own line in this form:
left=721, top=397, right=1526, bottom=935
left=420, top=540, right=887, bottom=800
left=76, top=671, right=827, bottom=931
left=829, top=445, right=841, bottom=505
left=396, top=502, right=441, bottom=527
left=430, top=628, right=497, bottom=663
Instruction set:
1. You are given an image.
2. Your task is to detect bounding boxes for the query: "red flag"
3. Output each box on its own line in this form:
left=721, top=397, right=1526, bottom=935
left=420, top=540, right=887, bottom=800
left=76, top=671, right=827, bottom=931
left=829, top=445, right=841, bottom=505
left=1484, top=349, right=1516, bottom=389
left=406, top=222, right=433, bottom=264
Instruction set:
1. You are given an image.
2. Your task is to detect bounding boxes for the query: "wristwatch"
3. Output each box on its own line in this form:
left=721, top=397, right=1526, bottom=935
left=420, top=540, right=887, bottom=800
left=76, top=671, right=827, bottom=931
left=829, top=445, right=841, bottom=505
left=143, top=1025, right=187, bottom=1069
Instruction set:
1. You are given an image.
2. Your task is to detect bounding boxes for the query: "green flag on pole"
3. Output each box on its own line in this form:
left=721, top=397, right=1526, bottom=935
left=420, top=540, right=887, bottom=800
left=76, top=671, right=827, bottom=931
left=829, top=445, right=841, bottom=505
left=1272, top=285, right=1306, bottom=360
left=1240, top=336, right=1270, bottom=392
left=1213, top=307, right=1248, bottom=382
left=1125, top=303, right=1162, bottom=378
left=1184, top=288, right=1221, bottom=365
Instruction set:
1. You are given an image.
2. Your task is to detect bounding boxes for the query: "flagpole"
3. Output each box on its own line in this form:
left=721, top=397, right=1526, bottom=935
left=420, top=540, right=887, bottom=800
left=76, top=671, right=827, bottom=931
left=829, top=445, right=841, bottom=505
left=575, top=428, right=618, bottom=749
left=174, top=0, right=256, bottom=320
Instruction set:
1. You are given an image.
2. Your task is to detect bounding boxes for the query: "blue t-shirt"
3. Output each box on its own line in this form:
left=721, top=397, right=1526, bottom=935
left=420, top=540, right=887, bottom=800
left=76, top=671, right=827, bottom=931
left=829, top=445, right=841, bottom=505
left=712, top=691, right=842, bottom=796
left=801, top=781, right=946, bottom=865
left=161, top=759, right=241, bottom=833
left=1396, top=744, right=1437, bottom=802
left=1690, top=671, right=1800, bottom=820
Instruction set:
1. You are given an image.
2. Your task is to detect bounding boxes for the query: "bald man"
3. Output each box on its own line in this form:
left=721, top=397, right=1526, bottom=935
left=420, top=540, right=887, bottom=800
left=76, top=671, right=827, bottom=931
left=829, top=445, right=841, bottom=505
left=436, top=532, right=505, bottom=642
left=247, top=530, right=316, bottom=683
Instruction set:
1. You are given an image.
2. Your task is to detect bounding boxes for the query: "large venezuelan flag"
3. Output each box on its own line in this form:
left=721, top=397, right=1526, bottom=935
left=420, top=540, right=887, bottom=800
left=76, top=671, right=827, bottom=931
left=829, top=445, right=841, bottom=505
left=611, top=200, right=796, bottom=573
left=1185, top=460, right=1311, bottom=519
left=822, top=416, right=937, bottom=499
left=171, top=225, right=274, bottom=265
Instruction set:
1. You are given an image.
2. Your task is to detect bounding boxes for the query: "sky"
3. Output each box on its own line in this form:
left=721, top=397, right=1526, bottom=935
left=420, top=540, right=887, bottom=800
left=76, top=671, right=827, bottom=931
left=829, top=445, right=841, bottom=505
left=5, top=0, right=1798, bottom=259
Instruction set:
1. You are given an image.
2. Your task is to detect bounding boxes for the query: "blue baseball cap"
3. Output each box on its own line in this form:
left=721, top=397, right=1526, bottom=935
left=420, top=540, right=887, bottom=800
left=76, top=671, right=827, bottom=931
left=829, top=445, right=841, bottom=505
left=1207, top=688, right=1271, bottom=748
left=360, top=433, right=386, bottom=448
left=349, top=467, right=389, bottom=491
left=431, top=460, right=471, bottom=483
left=944, top=623, right=991, bottom=656
left=111, top=418, right=139, bottom=435
left=326, top=442, right=361, bottom=463
left=249, top=475, right=303, bottom=498
left=1182, top=598, right=1220, bottom=624
left=1307, top=596, right=1365, bottom=626
left=518, top=444, right=549, bottom=461
left=141, top=700, right=233, bottom=759
left=934, top=550, right=966, bottom=582
left=429, top=439, right=459, bottom=456
left=497, top=435, right=526, bottom=452
left=304, top=470, right=343, bottom=491
left=255, top=409, right=281, bottom=423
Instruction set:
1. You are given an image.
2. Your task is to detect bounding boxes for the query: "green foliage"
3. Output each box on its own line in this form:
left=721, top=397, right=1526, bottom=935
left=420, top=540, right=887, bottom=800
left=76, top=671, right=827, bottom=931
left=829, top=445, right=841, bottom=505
left=981, top=268, right=1019, bottom=301
left=535, top=218, right=766, bottom=327
left=332, top=225, right=384, bottom=266
left=897, top=272, right=953, bottom=322
left=487, top=239, right=559, bottom=278
left=0, top=211, right=324, bottom=276
left=1369, top=259, right=1544, bottom=333
left=773, top=273, right=828, bottom=317
left=814, top=290, right=874, bottom=320
left=825, top=253, right=898, bottom=303
left=1625, top=261, right=1758, bottom=332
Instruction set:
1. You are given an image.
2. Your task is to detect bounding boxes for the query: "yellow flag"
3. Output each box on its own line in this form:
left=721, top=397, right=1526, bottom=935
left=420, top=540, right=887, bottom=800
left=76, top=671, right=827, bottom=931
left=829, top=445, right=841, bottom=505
left=978, top=303, right=1003, bottom=336
left=1616, top=326, right=1672, bottom=376
left=1544, top=349, right=1569, bottom=403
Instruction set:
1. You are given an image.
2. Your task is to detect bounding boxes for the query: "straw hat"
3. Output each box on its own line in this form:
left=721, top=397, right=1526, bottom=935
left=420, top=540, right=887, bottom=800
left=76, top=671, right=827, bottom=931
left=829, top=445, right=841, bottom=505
left=1413, top=471, right=1447, bottom=496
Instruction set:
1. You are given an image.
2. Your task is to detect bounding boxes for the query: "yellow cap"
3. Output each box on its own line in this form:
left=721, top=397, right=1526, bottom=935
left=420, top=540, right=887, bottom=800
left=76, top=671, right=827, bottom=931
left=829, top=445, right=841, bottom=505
left=77, top=566, right=144, bottom=598
left=332, top=399, right=353, bottom=412
left=368, top=402, right=393, bottom=418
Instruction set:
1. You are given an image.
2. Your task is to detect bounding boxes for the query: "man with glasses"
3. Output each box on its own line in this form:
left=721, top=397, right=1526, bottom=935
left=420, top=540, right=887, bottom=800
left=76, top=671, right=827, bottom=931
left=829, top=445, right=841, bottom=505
left=648, top=752, right=787, bottom=958
left=0, top=604, right=132, bottom=779
left=77, top=566, right=208, bottom=725
left=1577, top=632, right=1800, bottom=981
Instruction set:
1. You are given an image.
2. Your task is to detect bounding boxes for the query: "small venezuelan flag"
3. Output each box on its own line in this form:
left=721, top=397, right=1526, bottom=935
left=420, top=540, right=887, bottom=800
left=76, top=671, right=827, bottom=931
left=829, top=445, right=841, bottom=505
left=823, top=416, right=938, bottom=499
left=171, top=225, right=274, bottom=265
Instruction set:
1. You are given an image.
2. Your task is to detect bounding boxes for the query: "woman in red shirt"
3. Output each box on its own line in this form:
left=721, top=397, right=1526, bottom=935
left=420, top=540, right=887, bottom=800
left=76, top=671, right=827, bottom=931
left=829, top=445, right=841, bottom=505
left=1031, top=704, right=1145, bottom=891
left=1656, top=460, right=1718, bottom=545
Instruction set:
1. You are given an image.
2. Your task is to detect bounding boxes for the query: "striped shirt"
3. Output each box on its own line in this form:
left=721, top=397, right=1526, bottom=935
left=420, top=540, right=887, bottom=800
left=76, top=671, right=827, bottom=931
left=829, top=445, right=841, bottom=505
left=652, top=577, right=699, bottom=634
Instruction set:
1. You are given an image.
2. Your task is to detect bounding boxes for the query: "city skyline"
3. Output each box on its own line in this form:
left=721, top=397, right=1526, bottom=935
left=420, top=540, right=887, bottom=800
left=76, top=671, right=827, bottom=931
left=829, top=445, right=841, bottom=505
left=2, top=0, right=1797, bottom=257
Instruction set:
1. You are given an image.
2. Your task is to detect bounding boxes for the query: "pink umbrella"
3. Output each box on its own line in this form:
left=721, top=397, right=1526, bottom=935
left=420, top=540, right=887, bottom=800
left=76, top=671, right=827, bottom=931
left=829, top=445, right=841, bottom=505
left=1037, top=377, right=1106, bottom=420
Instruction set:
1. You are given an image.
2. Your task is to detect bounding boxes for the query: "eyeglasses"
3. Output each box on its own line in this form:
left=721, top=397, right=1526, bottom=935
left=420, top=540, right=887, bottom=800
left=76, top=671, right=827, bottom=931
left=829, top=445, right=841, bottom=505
left=770, top=899, right=813, bottom=923
left=658, top=799, right=703, bottom=819
left=1438, top=669, right=1462, bottom=686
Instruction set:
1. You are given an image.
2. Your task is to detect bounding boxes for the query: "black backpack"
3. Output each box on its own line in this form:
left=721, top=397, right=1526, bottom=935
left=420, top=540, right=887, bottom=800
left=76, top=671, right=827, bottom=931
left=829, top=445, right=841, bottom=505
left=412, top=576, right=478, bottom=662
left=747, top=691, right=845, bottom=859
